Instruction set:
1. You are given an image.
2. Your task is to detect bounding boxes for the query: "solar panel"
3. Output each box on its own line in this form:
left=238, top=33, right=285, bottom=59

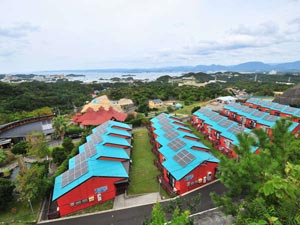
left=156, top=114, right=167, bottom=120
left=167, top=138, right=186, bottom=151
left=285, top=107, right=297, bottom=113
left=264, top=101, right=272, bottom=106
left=95, top=126, right=107, bottom=135
left=210, top=115, right=224, bottom=122
left=272, top=103, right=285, bottom=110
left=227, top=125, right=244, bottom=134
left=242, top=107, right=255, bottom=113
left=61, top=161, right=88, bottom=187
left=159, top=120, right=169, bottom=126
left=263, top=115, right=277, bottom=122
left=252, top=111, right=265, bottom=117
left=164, top=130, right=179, bottom=140
left=161, top=124, right=174, bottom=131
left=294, top=109, right=300, bottom=116
left=173, top=149, right=195, bottom=167
left=218, top=120, right=234, bottom=128
left=202, top=110, right=214, bottom=117
left=229, top=103, right=243, bottom=110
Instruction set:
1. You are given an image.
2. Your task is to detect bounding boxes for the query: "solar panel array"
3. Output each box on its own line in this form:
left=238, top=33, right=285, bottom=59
left=75, top=144, right=97, bottom=165
left=95, top=126, right=107, bottom=135
left=252, top=111, right=265, bottom=117
left=227, top=125, right=244, bottom=134
left=285, top=107, right=297, bottom=113
left=61, top=161, right=88, bottom=187
left=218, top=120, right=234, bottom=128
left=263, top=115, right=277, bottom=122
left=264, top=101, right=272, bottom=106
left=210, top=115, right=224, bottom=122
left=156, top=113, right=168, bottom=120
left=201, top=110, right=214, bottom=117
left=272, top=104, right=285, bottom=110
left=230, top=104, right=243, bottom=110
left=167, top=138, right=186, bottom=151
left=173, top=149, right=196, bottom=167
left=161, top=124, right=174, bottom=131
left=164, top=130, right=179, bottom=140
left=242, top=107, right=255, bottom=113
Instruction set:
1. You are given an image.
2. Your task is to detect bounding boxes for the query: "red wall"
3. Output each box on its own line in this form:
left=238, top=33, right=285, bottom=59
left=161, top=162, right=218, bottom=195
left=98, top=156, right=127, bottom=162
left=105, top=143, right=128, bottom=148
left=57, top=176, right=125, bottom=216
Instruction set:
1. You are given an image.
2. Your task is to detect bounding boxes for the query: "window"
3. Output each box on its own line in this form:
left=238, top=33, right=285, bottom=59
left=82, top=199, right=88, bottom=203
left=70, top=202, right=75, bottom=207
left=75, top=200, right=81, bottom=206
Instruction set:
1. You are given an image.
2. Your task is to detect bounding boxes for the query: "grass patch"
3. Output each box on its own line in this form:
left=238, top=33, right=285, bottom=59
left=128, top=128, right=161, bottom=195
left=175, top=101, right=207, bottom=116
left=0, top=197, right=41, bottom=225
left=66, top=200, right=113, bottom=217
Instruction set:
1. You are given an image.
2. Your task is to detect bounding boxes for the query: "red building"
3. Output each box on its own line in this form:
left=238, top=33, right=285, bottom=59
left=52, top=121, right=132, bottom=217
left=72, top=106, right=127, bottom=127
left=192, top=108, right=259, bottom=158
left=150, top=113, right=219, bottom=195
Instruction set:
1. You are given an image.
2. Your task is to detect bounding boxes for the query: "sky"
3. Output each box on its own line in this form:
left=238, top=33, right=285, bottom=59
left=0, top=0, right=300, bottom=73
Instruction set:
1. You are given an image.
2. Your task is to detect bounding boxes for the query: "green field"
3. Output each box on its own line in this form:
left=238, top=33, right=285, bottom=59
left=0, top=197, right=41, bottom=225
left=175, top=101, right=207, bottom=115
left=128, top=128, right=160, bottom=195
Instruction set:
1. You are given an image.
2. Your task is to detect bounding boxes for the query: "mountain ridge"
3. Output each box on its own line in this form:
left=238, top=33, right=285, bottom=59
left=40, top=61, right=300, bottom=73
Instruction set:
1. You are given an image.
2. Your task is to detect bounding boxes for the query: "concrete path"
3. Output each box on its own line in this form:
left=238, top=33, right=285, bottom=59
left=113, top=192, right=160, bottom=209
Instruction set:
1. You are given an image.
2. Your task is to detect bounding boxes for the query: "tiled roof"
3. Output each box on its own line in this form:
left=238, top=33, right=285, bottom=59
left=72, top=106, right=127, bottom=126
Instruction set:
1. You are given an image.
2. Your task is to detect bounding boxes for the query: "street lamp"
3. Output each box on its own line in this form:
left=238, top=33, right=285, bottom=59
left=28, top=198, right=34, bottom=214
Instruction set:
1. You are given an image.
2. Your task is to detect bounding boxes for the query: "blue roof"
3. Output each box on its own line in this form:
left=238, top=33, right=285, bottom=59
left=106, top=120, right=132, bottom=130
left=95, top=145, right=130, bottom=160
left=162, top=148, right=219, bottom=180
left=193, top=107, right=257, bottom=152
left=247, top=98, right=300, bottom=117
left=53, top=159, right=128, bottom=200
left=151, top=113, right=218, bottom=180
left=53, top=121, right=132, bottom=201
left=91, top=126, right=131, bottom=138
left=224, top=103, right=298, bottom=132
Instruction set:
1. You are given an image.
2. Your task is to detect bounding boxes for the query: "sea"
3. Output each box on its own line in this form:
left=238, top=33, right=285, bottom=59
left=37, top=71, right=185, bottom=82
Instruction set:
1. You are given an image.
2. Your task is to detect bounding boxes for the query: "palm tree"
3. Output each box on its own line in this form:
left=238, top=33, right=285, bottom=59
left=52, top=116, right=67, bottom=140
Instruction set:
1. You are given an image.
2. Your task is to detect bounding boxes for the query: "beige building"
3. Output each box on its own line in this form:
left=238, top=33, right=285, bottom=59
left=81, top=95, right=133, bottom=113
left=148, top=99, right=163, bottom=109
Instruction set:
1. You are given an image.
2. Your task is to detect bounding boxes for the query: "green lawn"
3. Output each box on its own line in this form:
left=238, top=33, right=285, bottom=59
left=0, top=197, right=41, bottom=225
left=175, top=101, right=207, bottom=115
left=127, top=128, right=162, bottom=195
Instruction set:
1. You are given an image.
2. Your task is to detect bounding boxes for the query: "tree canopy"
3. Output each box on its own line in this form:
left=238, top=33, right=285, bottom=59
left=212, top=119, right=300, bottom=224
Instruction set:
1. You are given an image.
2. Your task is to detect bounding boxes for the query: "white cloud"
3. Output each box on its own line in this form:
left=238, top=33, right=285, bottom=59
left=0, top=0, right=299, bottom=72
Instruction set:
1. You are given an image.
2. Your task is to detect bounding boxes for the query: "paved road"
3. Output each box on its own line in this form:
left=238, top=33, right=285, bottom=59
left=39, top=180, right=225, bottom=225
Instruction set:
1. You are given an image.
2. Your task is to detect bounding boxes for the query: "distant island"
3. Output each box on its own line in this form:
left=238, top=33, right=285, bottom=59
left=66, top=74, right=85, bottom=77
left=121, top=74, right=136, bottom=77
left=39, top=60, right=300, bottom=74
